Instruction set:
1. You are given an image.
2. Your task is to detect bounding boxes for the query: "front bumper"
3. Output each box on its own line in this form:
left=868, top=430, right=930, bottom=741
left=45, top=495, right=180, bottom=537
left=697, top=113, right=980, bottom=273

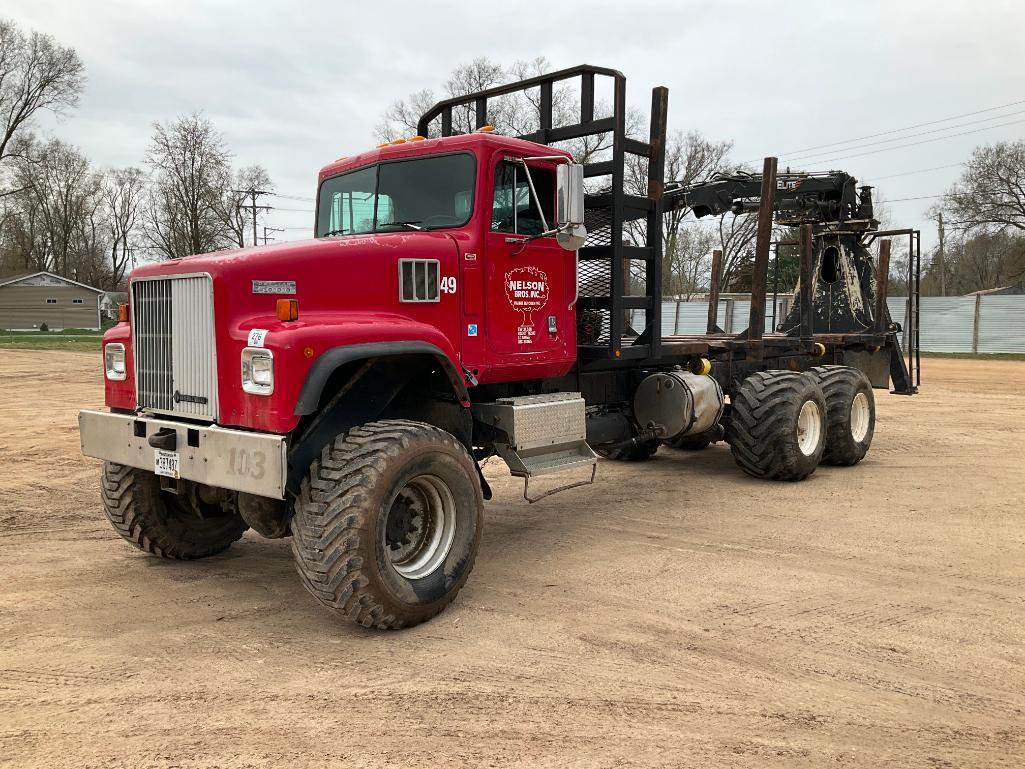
left=79, top=410, right=287, bottom=499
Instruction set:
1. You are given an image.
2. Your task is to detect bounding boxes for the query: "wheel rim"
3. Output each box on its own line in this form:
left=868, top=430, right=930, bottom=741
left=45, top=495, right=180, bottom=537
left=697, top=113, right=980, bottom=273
left=850, top=391, right=871, bottom=443
left=385, top=474, right=457, bottom=580
left=797, top=400, right=823, bottom=457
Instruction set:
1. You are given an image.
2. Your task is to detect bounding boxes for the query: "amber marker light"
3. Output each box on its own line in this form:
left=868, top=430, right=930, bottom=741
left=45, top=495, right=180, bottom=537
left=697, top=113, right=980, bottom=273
left=117, top=303, right=129, bottom=323
left=276, top=298, right=299, bottom=322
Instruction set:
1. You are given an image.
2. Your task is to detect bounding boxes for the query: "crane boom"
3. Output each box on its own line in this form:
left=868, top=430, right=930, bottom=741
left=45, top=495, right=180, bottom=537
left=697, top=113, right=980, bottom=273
left=665, top=170, right=876, bottom=227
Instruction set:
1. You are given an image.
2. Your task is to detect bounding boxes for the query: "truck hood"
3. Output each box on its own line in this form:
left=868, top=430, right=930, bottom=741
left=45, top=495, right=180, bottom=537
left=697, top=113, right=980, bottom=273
left=128, top=231, right=463, bottom=315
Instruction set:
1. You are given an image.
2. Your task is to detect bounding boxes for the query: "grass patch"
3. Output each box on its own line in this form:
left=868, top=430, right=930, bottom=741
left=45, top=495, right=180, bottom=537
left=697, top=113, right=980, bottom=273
left=0, top=332, right=102, bottom=352
left=920, top=351, right=1025, bottom=361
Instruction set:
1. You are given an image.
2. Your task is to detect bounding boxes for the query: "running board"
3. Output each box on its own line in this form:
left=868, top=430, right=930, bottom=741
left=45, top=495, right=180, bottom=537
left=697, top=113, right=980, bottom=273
left=473, top=393, right=598, bottom=503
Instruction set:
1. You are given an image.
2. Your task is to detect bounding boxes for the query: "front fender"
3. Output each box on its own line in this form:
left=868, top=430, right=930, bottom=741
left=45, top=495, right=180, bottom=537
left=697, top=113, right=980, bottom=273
left=222, top=312, right=466, bottom=432
left=294, top=340, right=469, bottom=415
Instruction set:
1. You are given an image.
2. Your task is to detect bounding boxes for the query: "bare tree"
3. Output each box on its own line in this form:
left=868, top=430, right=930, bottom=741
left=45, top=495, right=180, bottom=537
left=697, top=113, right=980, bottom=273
left=375, top=88, right=438, bottom=141
left=664, top=225, right=718, bottom=299
left=0, top=19, right=85, bottom=170
left=376, top=56, right=632, bottom=164
left=717, top=211, right=760, bottom=291
left=626, top=130, right=734, bottom=296
left=104, top=167, right=144, bottom=285
left=0, top=183, right=47, bottom=272
left=944, top=141, right=1025, bottom=235
left=217, top=164, right=273, bottom=248
left=16, top=137, right=101, bottom=276
left=145, top=113, right=233, bottom=259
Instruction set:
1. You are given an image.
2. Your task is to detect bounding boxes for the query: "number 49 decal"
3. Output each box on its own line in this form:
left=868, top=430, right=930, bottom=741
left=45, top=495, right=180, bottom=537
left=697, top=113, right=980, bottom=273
left=440, top=276, right=457, bottom=294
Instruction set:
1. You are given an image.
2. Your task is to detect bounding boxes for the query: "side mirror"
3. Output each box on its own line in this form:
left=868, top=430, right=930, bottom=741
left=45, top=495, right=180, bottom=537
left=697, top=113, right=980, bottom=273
left=556, top=163, right=587, bottom=251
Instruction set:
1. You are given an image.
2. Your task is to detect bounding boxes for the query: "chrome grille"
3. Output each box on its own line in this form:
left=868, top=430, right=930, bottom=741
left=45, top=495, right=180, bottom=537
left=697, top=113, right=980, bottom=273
left=132, top=275, right=217, bottom=420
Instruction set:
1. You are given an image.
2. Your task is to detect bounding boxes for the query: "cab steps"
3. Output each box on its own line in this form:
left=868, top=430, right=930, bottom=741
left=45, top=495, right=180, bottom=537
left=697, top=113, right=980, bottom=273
left=472, top=393, right=597, bottom=503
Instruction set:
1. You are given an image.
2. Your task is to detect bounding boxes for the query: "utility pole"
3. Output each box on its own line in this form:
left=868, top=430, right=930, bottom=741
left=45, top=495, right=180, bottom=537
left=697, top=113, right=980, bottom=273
left=235, top=188, right=272, bottom=247
left=937, top=211, right=946, bottom=297
left=262, top=226, right=284, bottom=246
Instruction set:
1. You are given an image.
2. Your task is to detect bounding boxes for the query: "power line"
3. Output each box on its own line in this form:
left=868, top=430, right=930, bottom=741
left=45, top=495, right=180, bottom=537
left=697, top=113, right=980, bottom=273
left=782, top=109, right=1025, bottom=163
left=770, top=97, right=1025, bottom=159
left=882, top=194, right=945, bottom=203
left=864, top=162, right=965, bottom=181
left=268, top=192, right=316, bottom=202
left=788, top=116, right=1025, bottom=167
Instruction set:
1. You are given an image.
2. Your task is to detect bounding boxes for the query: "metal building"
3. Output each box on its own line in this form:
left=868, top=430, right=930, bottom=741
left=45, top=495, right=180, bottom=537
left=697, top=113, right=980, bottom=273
left=0, top=272, right=104, bottom=331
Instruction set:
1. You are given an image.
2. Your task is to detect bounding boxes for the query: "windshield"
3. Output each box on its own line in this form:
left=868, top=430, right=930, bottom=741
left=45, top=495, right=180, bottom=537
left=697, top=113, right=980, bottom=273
left=317, top=153, right=475, bottom=237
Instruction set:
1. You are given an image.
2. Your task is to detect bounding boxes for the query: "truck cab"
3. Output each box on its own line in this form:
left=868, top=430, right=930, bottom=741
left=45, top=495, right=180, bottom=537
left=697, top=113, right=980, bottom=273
left=314, top=132, right=581, bottom=387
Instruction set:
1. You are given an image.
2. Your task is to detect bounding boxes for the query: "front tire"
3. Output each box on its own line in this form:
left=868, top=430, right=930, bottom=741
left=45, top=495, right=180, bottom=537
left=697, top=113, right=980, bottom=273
left=290, top=420, right=483, bottom=630
left=808, top=365, right=875, bottom=466
left=727, top=371, right=827, bottom=481
left=100, top=463, right=248, bottom=559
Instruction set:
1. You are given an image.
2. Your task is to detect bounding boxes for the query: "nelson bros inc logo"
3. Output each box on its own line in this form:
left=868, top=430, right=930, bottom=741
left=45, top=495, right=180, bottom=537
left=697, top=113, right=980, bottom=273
left=504, top=266, right=549, bottom=345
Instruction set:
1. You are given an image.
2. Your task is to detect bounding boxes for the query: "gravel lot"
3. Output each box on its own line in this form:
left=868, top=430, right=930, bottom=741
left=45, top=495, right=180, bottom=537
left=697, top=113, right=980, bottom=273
left=2, top=350, right=1024, bottom=768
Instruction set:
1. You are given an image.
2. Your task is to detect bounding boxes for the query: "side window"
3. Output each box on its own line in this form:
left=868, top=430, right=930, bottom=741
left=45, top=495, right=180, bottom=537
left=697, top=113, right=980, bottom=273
left=491, top=162, right=555, bottom=237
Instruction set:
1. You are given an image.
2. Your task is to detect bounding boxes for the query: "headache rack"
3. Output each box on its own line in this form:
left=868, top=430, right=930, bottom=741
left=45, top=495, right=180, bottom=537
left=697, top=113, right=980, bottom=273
left=418, top=64, right=668, bottom=362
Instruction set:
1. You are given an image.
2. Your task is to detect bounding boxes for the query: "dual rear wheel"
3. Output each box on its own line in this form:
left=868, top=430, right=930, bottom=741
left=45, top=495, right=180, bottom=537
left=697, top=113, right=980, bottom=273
left=727, top=366, right=875, bottom=481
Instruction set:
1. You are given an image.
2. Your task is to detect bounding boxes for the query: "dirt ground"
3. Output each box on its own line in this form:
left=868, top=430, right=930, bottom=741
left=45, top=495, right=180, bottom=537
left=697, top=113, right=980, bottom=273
left=1, top=350, right=1024, bottom=768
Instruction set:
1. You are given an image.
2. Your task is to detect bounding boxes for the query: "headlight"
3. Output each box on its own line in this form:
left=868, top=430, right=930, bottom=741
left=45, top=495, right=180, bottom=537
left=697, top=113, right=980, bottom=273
left=241, top=347, right=274, bottom=395
left=104, top=343, right=126, bottom=381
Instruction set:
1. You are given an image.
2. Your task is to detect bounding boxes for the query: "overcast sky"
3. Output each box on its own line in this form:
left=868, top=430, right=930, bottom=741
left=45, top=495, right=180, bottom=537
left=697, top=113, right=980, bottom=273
left=7, top=0, right=1025, bottom=253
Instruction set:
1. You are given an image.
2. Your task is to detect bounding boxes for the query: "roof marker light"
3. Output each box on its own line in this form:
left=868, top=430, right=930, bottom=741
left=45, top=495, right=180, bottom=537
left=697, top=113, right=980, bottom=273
left=477, top=125, right=496, bottom=133
left=410, top=135, right=426, bottom=141
left=390, top=138, right=407, bottom=145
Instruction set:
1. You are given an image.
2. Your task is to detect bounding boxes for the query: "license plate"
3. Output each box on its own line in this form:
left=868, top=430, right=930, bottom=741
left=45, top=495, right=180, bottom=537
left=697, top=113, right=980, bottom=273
left=153, top=449, right=180, bottom=479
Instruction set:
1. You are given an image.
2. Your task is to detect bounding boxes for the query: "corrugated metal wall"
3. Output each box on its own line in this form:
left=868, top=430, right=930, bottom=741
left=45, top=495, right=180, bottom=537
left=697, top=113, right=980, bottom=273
left=628, top=295, right=1025, bottom=352
left=918, top=298, right=976, bottom=353
left=978, top=296, right=1025, bottom=353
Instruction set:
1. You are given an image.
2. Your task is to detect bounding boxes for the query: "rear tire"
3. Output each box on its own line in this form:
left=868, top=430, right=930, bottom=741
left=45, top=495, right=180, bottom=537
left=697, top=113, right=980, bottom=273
left=100, top=463, right=247, bottom=559
left=726, top=371, right=827, bottom=481
left=807, top=365, right=875, bottom=466
left=290, top=420, right=483, bottom=630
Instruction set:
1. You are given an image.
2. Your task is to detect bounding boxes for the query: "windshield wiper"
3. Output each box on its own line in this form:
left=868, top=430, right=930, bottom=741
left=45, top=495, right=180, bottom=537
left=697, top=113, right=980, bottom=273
left=322, top=228, right=351, bottom=237
left=376, top=220, right=422, bottom=231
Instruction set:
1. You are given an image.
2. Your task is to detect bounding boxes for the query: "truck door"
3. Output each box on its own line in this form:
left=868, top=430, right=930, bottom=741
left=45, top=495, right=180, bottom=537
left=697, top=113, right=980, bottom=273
left=483, top=159, right=573, bottom=358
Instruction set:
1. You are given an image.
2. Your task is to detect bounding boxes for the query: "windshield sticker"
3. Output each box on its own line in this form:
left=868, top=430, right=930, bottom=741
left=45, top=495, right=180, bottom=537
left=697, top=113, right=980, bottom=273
left=504, top=266, right=549, bottom=346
